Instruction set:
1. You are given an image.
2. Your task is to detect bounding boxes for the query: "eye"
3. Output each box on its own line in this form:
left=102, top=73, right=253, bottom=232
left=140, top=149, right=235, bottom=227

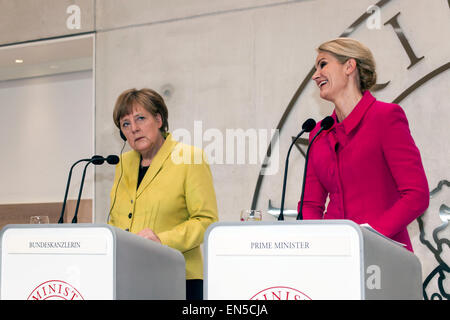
left=121, top=121, right=129, bottom=128
left=136, top=116, right=145, bottom=121
left=319, top=61, right=327, bottom=68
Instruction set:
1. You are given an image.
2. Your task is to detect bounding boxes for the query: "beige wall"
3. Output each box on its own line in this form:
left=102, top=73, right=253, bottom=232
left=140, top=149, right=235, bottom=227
left=0, top=0, right=94, bottom=45
left=0, top=71, right=94, bottom=204
left=95, top=0, right=450, bottom=300
left=1, top=0, right=449, bottom=300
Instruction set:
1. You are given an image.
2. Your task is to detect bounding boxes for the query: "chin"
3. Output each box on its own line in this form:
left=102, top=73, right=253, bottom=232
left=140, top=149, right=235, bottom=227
left=319, top=89, right=335, bottom=102
left=319, top=91, right=330, bottom=101
left=133, top=143, right=150, bottom=153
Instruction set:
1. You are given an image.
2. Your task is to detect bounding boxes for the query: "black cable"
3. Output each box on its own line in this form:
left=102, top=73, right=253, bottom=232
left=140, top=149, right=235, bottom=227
left=107, top=141, right=126, bottom=223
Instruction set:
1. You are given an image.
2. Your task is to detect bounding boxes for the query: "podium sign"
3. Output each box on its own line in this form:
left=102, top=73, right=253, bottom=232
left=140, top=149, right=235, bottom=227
left=204, top=220, right=422, bottom=300
left=0, top=224, right=185, bottom=300
left=1, top=225, right=113, bottom=300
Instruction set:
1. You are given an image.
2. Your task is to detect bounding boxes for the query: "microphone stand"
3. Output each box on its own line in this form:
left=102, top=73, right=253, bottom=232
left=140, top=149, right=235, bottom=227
left=279, top=130, right=307, bottom=221
left=58, top=158, right=91, bottom=224
left=297, top=116, right=334, bottom=220
left=72, top=156, right=104, bottom=223
left=72, top=155, right=119, bottom=223
left=278, top=119, right=316, bottom=221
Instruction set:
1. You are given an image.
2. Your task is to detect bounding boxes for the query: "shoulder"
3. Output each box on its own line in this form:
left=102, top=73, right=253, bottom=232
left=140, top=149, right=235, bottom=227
left=369, top=98, right=406, bottom=119
left=119, top=149, right=139, bottom=164
left=369, top=101, right=409, bottom=133
left=174, top=142, right=204, bottom=157
left=169, top=142, right=214, bottom=184
left=170, top=140, right=210, bottom=166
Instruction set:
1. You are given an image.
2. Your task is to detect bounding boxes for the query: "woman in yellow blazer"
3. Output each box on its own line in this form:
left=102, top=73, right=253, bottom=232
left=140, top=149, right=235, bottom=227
left=108, top=88, right=218, bottom=300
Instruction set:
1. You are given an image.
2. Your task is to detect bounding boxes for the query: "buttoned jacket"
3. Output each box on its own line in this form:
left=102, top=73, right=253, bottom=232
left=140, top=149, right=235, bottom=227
left=108, top=133, right=219, bottom=279
left=300, top=91, right=429, bottom=251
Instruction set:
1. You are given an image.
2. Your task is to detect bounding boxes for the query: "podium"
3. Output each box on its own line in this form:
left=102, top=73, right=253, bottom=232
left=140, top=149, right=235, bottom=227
left=204, top=220, right=422, bottom=300
left=0, top=224, right=185, bottom=300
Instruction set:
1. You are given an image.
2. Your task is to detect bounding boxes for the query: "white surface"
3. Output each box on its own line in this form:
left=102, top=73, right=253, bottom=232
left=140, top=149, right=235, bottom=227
left=1, top=226, right=114, bottom=300
left=0, top=70, right=94, bottom=204
left=205, top=223, right=362, bottom=300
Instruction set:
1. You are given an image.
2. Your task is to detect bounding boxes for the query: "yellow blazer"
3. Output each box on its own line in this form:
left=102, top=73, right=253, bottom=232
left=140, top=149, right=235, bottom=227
left=108, top=133, right=219, bottom=279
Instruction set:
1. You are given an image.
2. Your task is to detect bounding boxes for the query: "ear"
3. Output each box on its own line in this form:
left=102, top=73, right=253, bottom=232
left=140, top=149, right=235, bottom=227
left=345, top=58, right=358, bottom=76
left=155, top=113, right=163, bottom=129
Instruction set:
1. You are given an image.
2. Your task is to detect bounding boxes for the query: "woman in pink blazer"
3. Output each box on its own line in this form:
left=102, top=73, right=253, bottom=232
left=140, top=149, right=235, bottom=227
left=300, top=38, right=429, bottom=251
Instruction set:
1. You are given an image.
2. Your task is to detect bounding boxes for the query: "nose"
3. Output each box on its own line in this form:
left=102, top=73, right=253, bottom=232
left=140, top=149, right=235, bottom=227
left=312, top=68, right=320, bottom=81
left=130, top=120, right=140, bottom=133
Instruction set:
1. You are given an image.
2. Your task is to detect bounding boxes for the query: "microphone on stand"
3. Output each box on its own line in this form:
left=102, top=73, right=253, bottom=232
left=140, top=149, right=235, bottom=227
left=72, top=155, right=119, bottom=223
left=58, top=157, right=93, bottom=224
left=297, top=116, right=334, bottom=220
left=278, top=118, right=316, bottom=221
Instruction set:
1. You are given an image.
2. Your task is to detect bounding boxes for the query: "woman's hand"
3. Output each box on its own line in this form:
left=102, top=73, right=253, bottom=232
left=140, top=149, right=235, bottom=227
left=137, top=228, right=161, bottom=244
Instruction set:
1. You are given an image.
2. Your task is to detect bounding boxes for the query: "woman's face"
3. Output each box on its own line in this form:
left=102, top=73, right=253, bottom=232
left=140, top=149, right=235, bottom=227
left=120, top=103, right=163, bottom=154
left=312, top=51, right=349, bottom=102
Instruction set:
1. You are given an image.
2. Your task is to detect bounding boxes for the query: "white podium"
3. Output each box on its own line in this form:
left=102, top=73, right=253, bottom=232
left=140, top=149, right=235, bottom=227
left=0, top=224, right=185, bottom=300
left=204, top=220, right=422, bottom=300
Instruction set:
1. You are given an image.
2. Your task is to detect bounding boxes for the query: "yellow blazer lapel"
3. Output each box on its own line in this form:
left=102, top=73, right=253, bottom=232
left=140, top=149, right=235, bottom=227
left=122, top=150, right=140, bottom=196
left=136, top=133, right=178, bottom=198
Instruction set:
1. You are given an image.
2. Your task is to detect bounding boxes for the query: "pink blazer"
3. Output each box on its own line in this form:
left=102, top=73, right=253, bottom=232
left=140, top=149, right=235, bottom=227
left=299, top=91, right=429, bottom=251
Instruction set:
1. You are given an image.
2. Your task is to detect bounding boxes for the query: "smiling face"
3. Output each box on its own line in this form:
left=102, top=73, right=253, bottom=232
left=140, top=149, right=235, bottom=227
left=312, top=51, right=351, bottom=102
left=119, top=103, right=163, bottom=154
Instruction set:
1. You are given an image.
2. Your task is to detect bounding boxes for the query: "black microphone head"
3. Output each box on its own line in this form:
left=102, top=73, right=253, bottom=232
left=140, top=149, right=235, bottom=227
left=302, top=118, right=316, bottom=132
left=106, top=155, right=120, bottom=165
left=320, top=116, right=335, bottom=130
left=91, top=155, right=105, bottom=165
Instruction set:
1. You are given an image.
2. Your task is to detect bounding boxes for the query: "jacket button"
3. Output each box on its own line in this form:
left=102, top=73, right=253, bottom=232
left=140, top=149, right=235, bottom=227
left=125, top=228, right=129, bottom=232
left=128, top=213, right=132, bottom=219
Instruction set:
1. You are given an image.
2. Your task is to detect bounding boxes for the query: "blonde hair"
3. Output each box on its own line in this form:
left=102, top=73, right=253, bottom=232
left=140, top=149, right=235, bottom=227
left=113, top=88, right=169, bottom=134
left=318, top=38, right=377, bottom=92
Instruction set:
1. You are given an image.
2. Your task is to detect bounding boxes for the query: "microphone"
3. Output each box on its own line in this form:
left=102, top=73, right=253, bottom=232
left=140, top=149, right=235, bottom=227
left=297, top=116, right=334, bottom=220
left=106, top=154, right=120, bottom=165
left=58, top=157, right=93, bottom=224
left=278, top=118, right=316, bottom=221
left=71, top=155, right=120, bottom=223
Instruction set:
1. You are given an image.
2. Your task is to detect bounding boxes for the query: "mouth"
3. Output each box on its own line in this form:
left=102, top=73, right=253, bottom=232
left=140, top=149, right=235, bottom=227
left=318, top=80, right=328, bottom=88
left=134, top=137, right=145, bottom=142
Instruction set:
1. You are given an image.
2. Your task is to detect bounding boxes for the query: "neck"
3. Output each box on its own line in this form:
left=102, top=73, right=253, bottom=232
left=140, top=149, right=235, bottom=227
left=333, top=88, right=363, bottom=123
left=140, top=133, right=165, bottom=167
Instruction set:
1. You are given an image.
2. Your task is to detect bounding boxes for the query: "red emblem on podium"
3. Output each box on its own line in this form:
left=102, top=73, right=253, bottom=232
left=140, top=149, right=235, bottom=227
left=27, top=280, right=84, bottom=300
left=250, top=286, right=312, bottom=300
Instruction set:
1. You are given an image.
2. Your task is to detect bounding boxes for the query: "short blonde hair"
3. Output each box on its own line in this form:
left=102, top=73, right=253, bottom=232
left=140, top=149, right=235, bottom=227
left=113, top=88, right=169, bottom=134
left=318, top=38, right=377, bottom=92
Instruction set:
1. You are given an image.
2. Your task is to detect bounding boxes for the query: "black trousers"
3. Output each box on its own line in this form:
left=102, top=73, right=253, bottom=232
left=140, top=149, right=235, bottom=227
left=186, top=279, right=203, bottom=300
